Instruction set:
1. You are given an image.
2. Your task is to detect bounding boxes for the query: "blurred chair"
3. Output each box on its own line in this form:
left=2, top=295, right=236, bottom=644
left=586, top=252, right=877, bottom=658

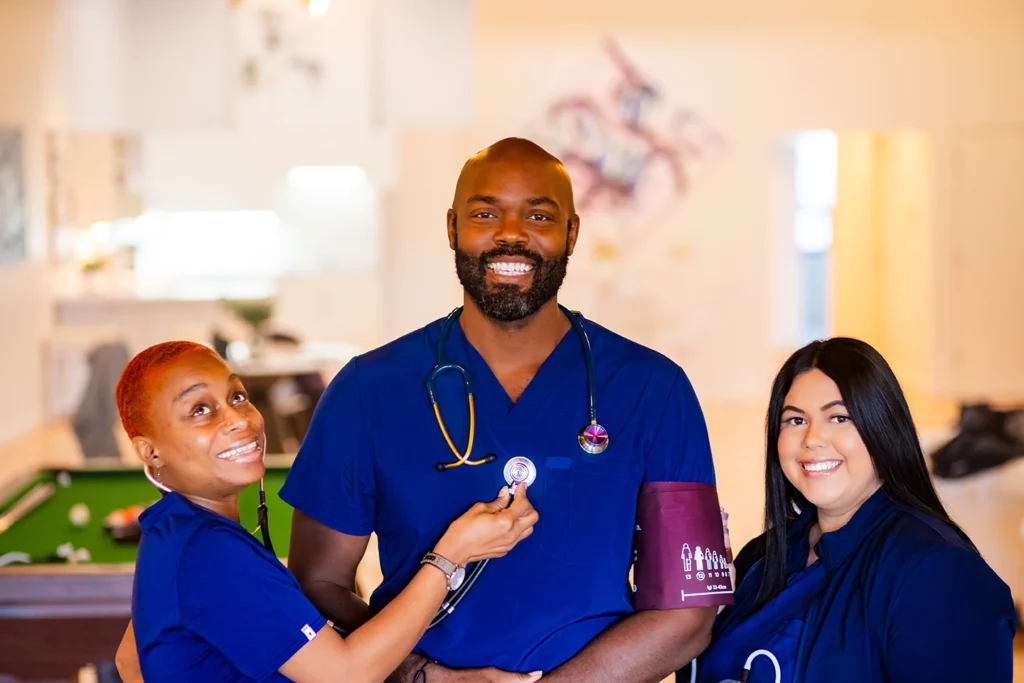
left=44, top=324, right=124, bottom=420
left=71, top=342, right=130, bottom=459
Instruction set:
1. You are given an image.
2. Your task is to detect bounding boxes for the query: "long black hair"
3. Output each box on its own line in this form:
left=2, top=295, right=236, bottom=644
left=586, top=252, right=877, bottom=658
left=754, top=337, right=974, bottom=609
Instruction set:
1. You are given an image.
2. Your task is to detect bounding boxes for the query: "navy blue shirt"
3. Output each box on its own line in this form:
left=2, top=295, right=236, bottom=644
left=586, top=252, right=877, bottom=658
left=699, top=489, right=1017, bottom=683
left=280, top=314, right=720, bottom=673
left=698, top=524, right=825, bottom=683
left=133, top=493, right=327, bottom=682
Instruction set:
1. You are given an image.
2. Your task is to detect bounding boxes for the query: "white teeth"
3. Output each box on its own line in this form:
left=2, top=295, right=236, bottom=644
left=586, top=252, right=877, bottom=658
left=217, top=441, right=259, bottom=460
left=487, top=261, right=533, bottom=275
left=802, top=460, right=842, bottom=473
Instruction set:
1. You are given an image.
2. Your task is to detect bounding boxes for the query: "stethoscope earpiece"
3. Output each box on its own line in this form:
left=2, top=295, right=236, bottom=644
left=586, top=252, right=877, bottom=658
left=435, top=452, right=496, bottom=472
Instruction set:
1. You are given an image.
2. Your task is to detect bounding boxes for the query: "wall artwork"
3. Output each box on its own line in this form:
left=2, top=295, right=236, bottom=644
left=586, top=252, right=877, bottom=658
left=0, top=128, right=27, bottom=265
left=231, top=0, right=328, bottom=95
left=529, top=39, right=726, bottom=247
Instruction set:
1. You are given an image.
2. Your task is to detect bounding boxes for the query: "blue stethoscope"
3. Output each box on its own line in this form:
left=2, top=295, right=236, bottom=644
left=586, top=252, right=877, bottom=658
left=423, top=304, right=608, bottom=629
left=426, top=303, right=609, bottom=473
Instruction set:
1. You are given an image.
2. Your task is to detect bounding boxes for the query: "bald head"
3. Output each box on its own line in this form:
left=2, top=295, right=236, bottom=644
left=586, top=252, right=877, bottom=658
left=447, top=137, right=580, bottom=323
left=467, top=137, right=563, bottom=165
left=453, top=137, right=575, bottom=214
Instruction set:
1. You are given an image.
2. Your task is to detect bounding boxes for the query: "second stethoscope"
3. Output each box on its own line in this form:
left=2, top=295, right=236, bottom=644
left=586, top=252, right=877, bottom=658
left=426, top=303, right=609, bottom=473
left=686, top=649, right=782, bottom=683
left=143, top=460, right=275, bottom=556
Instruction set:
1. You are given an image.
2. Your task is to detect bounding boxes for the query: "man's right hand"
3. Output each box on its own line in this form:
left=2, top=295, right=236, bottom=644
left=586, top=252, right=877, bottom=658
left=451, top=666, right=543, bottom=682
left=390, top=656, right=541, bottom=683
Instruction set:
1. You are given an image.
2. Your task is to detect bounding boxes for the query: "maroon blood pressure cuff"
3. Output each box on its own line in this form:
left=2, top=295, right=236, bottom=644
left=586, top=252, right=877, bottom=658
left=633, top=481, right=734, bottom=610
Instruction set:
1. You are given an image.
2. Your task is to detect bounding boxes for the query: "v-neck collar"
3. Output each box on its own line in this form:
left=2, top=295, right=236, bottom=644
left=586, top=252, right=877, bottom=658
left=790, top=487, right=895, bottom=573
left=445, top=314, right=584, bottom=425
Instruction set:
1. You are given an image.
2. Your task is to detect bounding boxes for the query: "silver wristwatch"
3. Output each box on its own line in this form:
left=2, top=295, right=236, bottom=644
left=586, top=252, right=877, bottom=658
left=421, top=552, right=466, bottom=591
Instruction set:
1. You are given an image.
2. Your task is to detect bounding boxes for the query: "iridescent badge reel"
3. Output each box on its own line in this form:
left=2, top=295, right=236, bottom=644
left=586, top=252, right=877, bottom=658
left=503, top=456, right=537, bottom=496
left=578, top=423, right=609, bottom=454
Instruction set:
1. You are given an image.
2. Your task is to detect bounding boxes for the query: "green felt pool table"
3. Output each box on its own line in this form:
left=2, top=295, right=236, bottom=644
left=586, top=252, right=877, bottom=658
left=0, top=458, right=297, bottom=680
left=0, top=461, right=295, bottom=566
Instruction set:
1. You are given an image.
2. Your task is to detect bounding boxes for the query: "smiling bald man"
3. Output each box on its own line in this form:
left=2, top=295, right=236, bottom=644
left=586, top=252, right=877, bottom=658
left=281, top=138, right=731, bottom=682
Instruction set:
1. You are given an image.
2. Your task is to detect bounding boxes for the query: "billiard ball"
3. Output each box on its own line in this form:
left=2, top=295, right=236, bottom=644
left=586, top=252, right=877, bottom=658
left=56, top=471, right=71, bottom=487
left=68, top=503, right=90, bottom=527
left=105, top=509, right=131, bottom=528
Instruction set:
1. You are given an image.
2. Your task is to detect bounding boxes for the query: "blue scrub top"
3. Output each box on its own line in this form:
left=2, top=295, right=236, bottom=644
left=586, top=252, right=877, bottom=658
left=697, top=523, right=825, bottom=683
left=280, top=314, right=719, bottom=673
left=699, top=489, right=1018, bottom=683
left=133, top=493, right=327, bottom=683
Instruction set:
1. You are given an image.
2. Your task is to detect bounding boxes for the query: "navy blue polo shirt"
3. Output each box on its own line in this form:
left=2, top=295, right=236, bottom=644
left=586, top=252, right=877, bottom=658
left=132, top=493, right=327, bottom=682
left=699, top=488, right=1017, bottom=683
left=280, top=313, right=721, bottom=673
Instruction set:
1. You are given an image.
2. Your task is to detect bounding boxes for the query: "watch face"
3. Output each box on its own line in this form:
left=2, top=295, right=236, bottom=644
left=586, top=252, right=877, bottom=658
left=450, top=566, right=466, bottom=591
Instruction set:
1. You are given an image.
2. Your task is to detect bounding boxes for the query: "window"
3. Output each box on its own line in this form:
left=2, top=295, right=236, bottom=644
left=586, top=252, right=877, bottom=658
left=792, top=131, right=837, bottom=344
left=113, top=210, right=290, bottom=299
left=107, top=165, right=378, bottom=300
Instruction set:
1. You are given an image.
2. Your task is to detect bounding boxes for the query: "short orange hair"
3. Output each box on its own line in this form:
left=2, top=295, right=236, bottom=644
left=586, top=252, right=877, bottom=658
left=115, top=341, right=219, bottom=439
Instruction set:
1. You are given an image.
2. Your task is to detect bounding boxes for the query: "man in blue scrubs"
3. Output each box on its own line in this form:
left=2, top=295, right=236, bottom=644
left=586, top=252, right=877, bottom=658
left=281, top=137, right=732, bottom=682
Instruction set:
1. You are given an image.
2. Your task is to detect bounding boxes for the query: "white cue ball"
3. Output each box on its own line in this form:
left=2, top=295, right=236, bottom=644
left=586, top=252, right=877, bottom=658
left=68, top=503, right=91, bottom=527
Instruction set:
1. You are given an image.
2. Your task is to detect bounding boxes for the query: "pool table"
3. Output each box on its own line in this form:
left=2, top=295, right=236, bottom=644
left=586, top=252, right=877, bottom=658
left=0, top=458, right=297, bottom=681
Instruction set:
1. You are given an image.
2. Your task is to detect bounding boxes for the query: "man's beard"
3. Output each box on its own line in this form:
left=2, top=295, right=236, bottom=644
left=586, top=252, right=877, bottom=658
left=454, top=242, right=569, bottom=323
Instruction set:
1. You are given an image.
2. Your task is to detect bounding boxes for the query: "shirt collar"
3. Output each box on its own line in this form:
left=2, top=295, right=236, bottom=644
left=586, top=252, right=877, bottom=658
left=792, top=487, right=895, bottom=572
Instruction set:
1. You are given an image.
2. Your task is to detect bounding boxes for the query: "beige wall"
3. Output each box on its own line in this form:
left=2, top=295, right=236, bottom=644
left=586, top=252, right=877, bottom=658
left=833, top=133, right=886, bottom=349
left=0, top=0, right=57, bottom=447
left=380, top=128, right=473, bottom=337
left=880, top=132, right=935, bottom=397
left=939, top=127, right=1024, bottom=401
left=833, top=132, right=936, bottom=399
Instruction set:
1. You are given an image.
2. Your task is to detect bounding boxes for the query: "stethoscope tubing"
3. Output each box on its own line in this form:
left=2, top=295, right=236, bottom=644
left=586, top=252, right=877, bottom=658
left=428, top=304, right=598, bottom=426
left=424, top=305, right=603, bottom=629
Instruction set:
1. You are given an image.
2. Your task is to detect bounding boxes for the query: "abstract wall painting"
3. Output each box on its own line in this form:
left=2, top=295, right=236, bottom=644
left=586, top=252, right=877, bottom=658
left=528, top=39, right=726, bottom=245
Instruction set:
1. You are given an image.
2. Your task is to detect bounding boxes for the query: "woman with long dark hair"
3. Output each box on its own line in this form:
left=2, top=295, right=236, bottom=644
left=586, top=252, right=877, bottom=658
left=696, top=337, right=1016, bottom=683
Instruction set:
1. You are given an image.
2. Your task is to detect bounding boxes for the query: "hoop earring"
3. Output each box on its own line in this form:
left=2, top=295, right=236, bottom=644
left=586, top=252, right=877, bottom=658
left=144, top=465, right=172, bottom=493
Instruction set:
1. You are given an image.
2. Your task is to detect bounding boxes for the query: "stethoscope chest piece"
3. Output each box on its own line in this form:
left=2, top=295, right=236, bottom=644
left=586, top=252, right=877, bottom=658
left=578, top=423, right=609, bottom=454
left=503, top=456, right=537, bottom=491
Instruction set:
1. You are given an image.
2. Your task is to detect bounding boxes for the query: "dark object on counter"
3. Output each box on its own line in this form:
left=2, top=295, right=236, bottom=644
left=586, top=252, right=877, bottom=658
left=931, top=403, right=1024, bottom=479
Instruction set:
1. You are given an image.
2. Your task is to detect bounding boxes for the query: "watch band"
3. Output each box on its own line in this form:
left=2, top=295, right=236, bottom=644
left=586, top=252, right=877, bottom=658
left=421, top=551, right=458, bottom=577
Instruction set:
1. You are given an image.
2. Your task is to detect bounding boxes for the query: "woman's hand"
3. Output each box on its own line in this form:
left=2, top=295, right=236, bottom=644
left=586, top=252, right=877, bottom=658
left=433, top=486, right=538, bottom=566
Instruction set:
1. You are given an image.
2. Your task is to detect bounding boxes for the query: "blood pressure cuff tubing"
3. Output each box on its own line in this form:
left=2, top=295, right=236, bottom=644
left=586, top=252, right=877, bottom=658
left=633, top=482, right=735, bottom=610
